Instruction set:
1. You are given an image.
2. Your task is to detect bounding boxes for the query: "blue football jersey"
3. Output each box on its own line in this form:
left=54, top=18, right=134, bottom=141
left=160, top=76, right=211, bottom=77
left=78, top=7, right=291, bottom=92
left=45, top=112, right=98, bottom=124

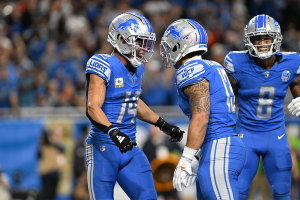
left=176, top=56, right=237, bottom=145
left=224, top=51, right=300, bottom=132
left=85, top=54, right=144, bottom=144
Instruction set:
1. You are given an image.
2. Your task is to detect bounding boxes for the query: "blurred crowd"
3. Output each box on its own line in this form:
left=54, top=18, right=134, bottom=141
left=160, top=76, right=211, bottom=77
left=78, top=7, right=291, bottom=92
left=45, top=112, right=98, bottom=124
left=1, top=0, right=300, bottom=114
left=1, top=0, right=300, bottom=199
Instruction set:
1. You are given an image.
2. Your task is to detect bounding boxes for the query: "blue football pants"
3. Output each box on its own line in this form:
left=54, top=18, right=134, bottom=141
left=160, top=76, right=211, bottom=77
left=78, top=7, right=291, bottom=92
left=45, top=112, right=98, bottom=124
left=196, top=136, right=246, bottom=200
left=85, top=143, right=157, bottom=200
left=237, top=124, right=292, bottom=200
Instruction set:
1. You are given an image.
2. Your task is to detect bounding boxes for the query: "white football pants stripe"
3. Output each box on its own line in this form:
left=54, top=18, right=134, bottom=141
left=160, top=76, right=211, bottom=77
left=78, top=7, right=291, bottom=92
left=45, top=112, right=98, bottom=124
left=210, top=137, right=233, bottom=200
left=87, top=144, right=96, bottom=200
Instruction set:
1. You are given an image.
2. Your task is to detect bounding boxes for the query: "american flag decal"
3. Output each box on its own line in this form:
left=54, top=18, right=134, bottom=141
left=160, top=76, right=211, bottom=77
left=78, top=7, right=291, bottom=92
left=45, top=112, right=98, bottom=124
left=186, top=35, right=193, bottom=45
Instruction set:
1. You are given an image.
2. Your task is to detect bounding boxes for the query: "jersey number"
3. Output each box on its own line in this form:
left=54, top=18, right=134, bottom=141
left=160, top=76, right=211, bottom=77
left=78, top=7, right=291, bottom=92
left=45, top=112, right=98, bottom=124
left=217, top=68, right=236, bottom=113
left=256, top=86, right=275, bottom=119
left=117, top=91, right=141, bottom=123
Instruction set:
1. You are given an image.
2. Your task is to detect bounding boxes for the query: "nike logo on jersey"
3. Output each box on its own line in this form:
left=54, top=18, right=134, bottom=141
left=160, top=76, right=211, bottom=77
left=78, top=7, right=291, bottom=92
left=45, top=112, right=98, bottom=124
left=278, top=134, right=285, bottom=140
left=117, top=135, right=125, bottom=143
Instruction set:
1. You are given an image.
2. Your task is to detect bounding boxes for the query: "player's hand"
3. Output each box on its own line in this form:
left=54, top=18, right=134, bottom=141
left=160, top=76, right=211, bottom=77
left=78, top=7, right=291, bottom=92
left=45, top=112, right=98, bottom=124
left=173, top=162, right=193, bottom=191
left=182, top=156, right=199, bottom=188
left=155, top=117, right=184, bottom=142
left=288, top=97, right=300, bottom=117
left=161, top=122, right=184, bottom=142
left=109, top=129, right=137, bottom=153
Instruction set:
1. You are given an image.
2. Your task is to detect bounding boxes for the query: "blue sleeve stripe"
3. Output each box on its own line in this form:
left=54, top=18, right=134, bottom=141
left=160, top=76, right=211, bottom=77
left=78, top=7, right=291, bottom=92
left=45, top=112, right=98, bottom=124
left=91, top=57, right=110, bottom=68
left=225, top=55, right=232, bottom=62
left=178, top=71, right=205, bottom=88
left=87, top=64, right=106, bottom=75
left=178, top=77, right=205, bottom=89
left=86, top=68, right=109, bottom=86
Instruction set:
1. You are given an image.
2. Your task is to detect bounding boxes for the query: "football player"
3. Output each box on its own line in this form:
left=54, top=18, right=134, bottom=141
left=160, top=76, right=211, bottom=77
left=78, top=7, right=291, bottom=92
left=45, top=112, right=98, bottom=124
left=85, top=12, right=184, bottom=200
left=223, top=14, right=300, bottom=200
left=160, top=19, right=246, bottom=199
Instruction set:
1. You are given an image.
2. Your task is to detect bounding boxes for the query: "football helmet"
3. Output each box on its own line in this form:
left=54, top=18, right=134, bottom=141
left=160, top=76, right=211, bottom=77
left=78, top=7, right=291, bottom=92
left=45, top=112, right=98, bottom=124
left=160, top=19, right=207, bottom=69
left=107, top=12, right=156, bottom=68
left=244, top=14, right=282, bottom=59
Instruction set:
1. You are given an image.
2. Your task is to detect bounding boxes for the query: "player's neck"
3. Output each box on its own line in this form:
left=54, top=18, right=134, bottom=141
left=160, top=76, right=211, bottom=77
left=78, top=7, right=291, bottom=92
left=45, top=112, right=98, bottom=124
left=253, top=55, right=275, bottom=70
left=112, top=51, right=136, bottom=75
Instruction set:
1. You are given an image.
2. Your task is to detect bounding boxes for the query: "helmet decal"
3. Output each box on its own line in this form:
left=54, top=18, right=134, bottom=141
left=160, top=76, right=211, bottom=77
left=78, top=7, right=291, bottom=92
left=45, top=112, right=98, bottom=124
left=116, top=18, right=140, bottom=33
left=167, top=26, right=186, bottom=41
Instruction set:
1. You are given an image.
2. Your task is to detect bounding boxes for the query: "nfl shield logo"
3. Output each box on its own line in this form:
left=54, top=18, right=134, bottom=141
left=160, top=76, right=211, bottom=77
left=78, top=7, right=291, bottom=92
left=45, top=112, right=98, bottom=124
left=264, top=71, right=269, bottom=78
left=132, top=78, right=135, bottom=83
left=100, top=145, right=105, bottom=152
left=238, top=133, right=243, bottom=138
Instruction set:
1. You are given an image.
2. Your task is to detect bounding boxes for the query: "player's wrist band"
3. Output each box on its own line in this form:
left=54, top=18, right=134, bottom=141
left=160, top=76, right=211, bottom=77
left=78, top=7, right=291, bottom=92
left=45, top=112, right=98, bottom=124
left=107, top=125, right=118, bottom=137
left=179, top=146, right=197, bottom=167
left=154, top=117, right=166, bottom=129
left=182, top=146, right=198, bottom=160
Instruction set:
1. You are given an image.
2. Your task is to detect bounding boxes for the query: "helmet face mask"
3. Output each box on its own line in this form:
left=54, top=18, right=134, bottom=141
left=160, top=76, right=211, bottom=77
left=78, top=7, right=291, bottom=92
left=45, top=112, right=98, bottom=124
left=107, top=12, right=156, bottom=68
left=244, top=15, right=282, bottom=60
left=160, top=19, right=208, bottom=69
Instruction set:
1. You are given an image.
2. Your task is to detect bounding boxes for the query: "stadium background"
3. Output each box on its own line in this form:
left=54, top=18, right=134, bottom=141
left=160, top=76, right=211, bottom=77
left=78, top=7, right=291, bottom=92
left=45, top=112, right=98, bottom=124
left=0, top=0, right=300, bottom=200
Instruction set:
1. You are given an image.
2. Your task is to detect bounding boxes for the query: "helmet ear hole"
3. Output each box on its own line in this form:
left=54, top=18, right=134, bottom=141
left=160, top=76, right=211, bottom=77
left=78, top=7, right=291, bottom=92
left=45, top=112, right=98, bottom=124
left=172, top=45, right=177, bottom=52
left=172, top=43, right=180, bottom=52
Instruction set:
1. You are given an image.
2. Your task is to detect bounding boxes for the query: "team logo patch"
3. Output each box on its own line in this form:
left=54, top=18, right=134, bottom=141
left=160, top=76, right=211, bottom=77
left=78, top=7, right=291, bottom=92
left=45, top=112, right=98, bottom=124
left=281, top=70, right=291, bottom=82
left=100, top=145, right=105, bottom=152
left=238, top=133, right=243, bottom=138
left=115, top=78, right=124, bottom=88
left=264, top=71, right=269, bottom=78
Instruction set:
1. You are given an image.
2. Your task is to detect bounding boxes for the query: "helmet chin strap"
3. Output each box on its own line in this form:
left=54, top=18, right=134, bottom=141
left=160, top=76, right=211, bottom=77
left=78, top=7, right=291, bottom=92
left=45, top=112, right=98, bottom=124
left=121, top=53, right=143, bottom=68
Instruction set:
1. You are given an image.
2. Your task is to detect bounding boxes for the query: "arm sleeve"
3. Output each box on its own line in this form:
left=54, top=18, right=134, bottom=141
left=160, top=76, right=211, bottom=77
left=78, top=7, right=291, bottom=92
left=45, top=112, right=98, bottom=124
left=85, top=55, right=112, bottom=86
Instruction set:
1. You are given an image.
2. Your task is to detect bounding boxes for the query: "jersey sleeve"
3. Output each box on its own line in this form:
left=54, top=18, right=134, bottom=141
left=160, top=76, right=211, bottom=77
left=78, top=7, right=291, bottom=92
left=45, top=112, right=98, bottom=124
left=85, top=55, right=112, bottom=86
left=176, top=62, right=206, bottom=90
left=223, top=52, right=239, bottom=83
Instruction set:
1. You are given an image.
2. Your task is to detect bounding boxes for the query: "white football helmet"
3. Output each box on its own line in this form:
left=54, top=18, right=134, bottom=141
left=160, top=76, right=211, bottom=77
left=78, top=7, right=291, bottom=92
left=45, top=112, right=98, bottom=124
left=244, top=14, right=282, bottom=59
left=160, top=19, right=207, bottom=69
left=107, top=12, right=156, bottom=68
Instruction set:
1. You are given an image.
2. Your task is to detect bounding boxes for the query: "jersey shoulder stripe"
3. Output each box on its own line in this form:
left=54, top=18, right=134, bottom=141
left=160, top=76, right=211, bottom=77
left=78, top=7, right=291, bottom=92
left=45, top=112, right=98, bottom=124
left=176, top=60, right=205, bottom=89
left=86, top=54, right=112, bottom=86
left=223, top=51, right=248, bottom=74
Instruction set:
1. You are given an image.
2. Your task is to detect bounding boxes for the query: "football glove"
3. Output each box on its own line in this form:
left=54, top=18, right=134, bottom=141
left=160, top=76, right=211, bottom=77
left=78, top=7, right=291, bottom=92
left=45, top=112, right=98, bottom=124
left=108, top=128, right=137, bottom=153
left=181, top=156, right=199, bottom=188
left=155, top=117, right=184, bottom=142
left=288, top=97, right=300, bottom=117
left=173, top=146, right=198, bottom=191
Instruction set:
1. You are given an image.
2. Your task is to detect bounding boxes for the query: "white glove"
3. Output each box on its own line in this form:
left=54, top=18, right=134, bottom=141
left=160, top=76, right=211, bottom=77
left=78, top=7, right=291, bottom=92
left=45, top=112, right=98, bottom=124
left=181, top=156, right=199, bottom=188
left=173, top=146, right=198, bottom=191
left=173, top=161, right=192, bottom=191
left=288, top=97, right=300, bottom=117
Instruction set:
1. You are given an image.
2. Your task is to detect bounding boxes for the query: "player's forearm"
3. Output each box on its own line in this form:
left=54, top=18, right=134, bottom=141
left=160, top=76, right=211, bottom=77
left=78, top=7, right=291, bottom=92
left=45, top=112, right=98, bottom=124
left=136, top=99, right=159, bottom=124
left=87, top=103, right=112, bottom=127
left=186, top=113, right=208, bottom=150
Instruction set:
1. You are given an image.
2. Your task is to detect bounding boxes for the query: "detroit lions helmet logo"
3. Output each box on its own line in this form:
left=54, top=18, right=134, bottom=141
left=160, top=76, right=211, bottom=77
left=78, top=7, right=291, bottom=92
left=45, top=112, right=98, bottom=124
left=116, top=18, right=140, bottom=33
left=166, top=25, right=186, bottom=41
